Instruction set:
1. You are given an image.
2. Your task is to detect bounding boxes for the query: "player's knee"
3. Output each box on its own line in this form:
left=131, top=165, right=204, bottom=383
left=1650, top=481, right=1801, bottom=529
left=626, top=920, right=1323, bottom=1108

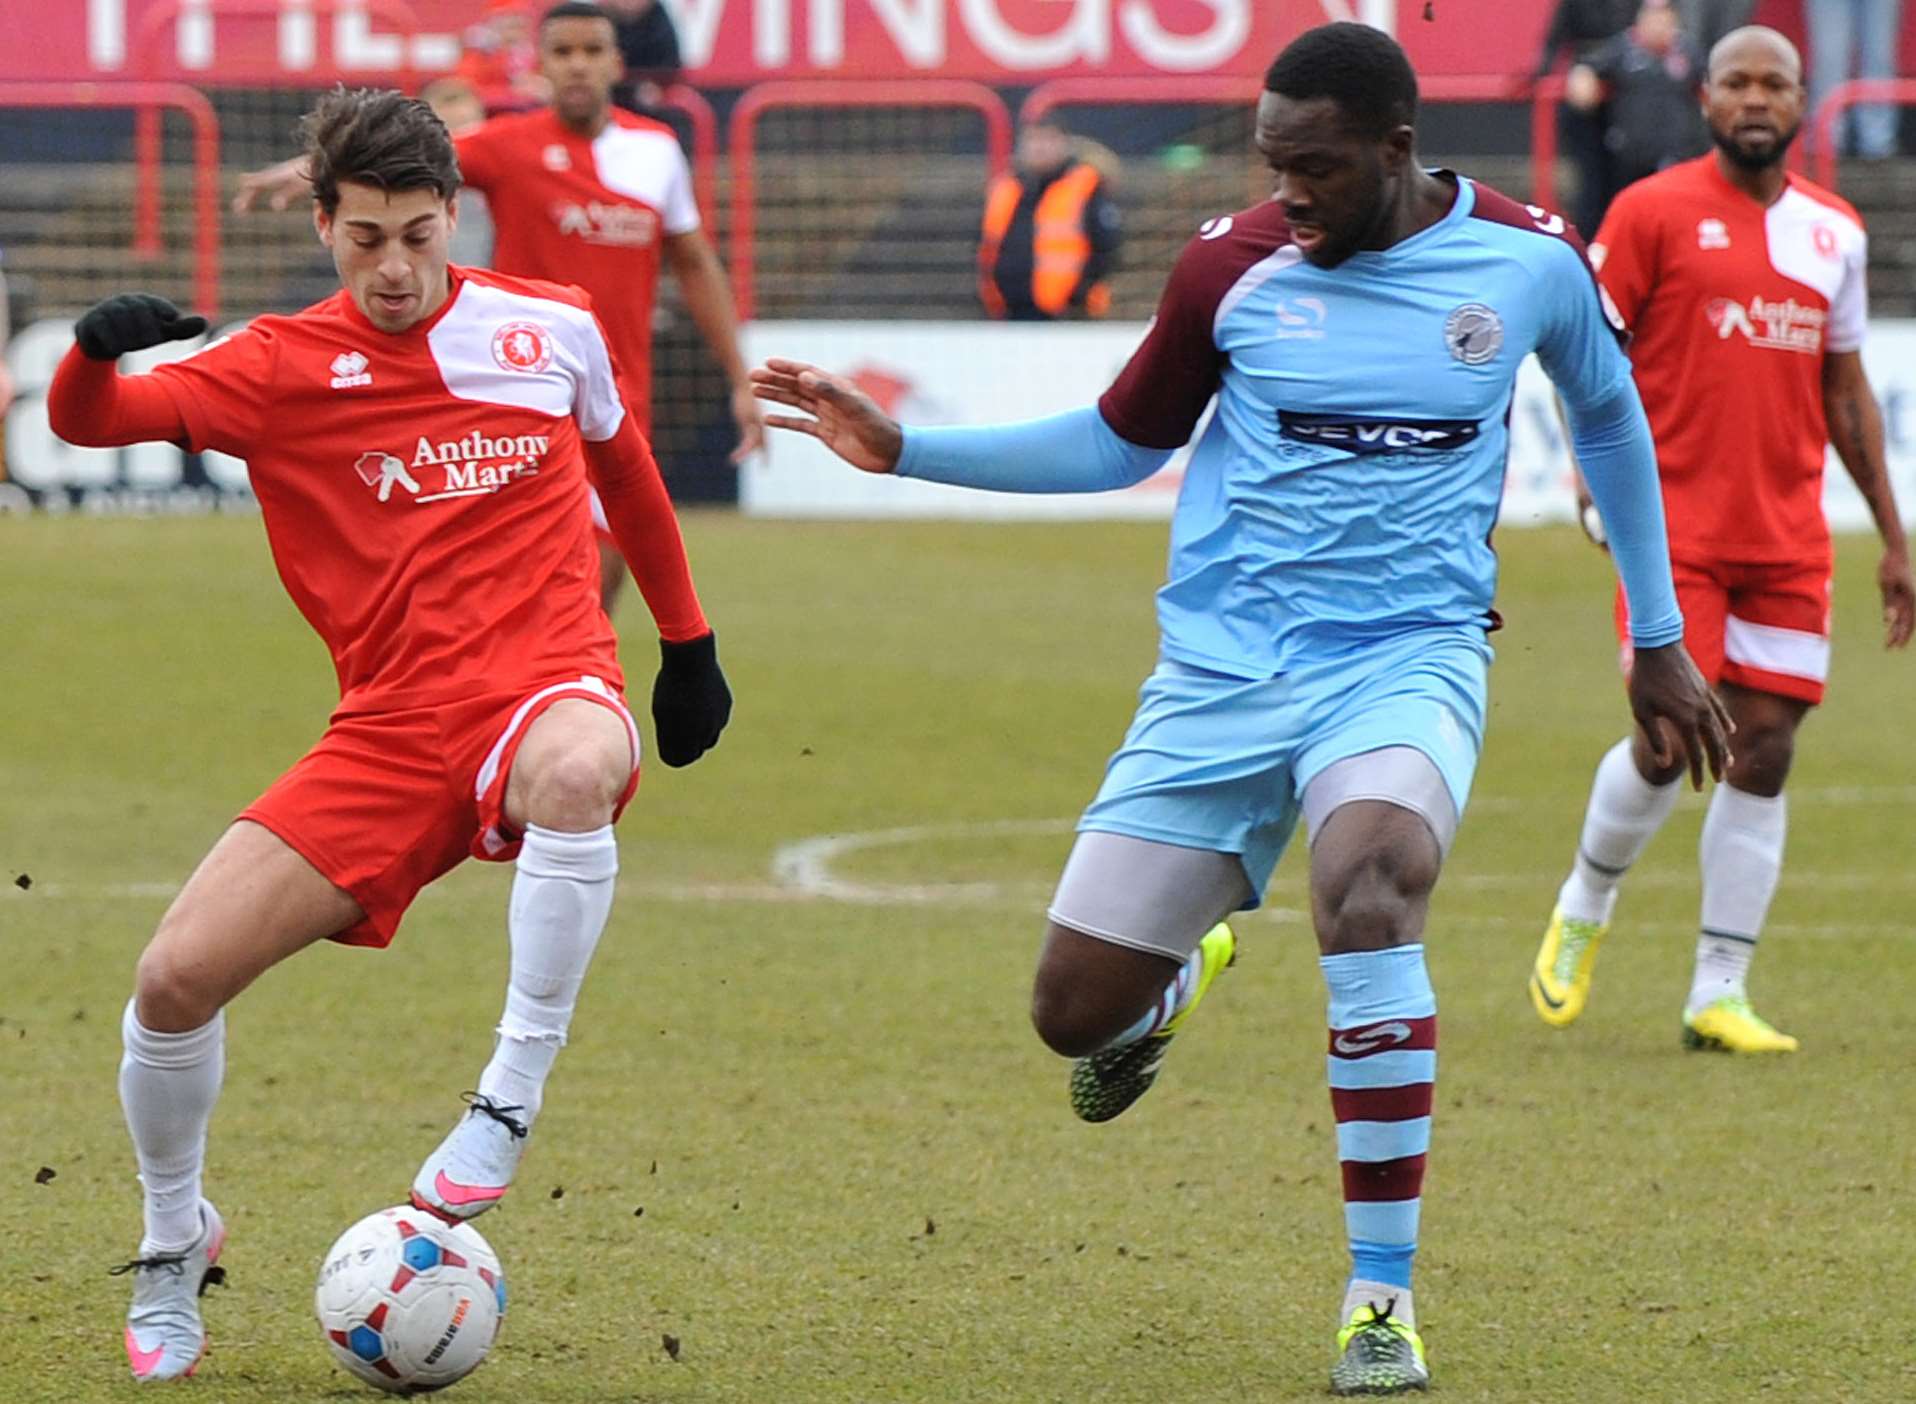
left=1319, top=844, right=1436, bottom=954
left=132, top=940, right=223, bottom=1032
left=1728, top=726, right=1795, bottom=795
left=518, top=746, right=624, bottom=830
left=1029, top=973, right=1114, bottom=1059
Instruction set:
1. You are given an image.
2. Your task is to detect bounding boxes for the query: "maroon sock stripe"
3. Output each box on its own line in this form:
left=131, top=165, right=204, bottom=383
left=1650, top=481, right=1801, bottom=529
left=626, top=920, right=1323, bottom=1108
left=1326, top=1015, right=1437, bottom=1057
left=1330, top=1082, right=1434, bottom=1124
left=1340, top=1154, right=1429, bottom=1203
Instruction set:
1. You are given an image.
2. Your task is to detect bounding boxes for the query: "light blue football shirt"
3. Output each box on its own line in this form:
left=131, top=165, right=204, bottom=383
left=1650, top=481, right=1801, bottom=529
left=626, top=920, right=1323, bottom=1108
left=1097, top=175, right=1636, bottom=679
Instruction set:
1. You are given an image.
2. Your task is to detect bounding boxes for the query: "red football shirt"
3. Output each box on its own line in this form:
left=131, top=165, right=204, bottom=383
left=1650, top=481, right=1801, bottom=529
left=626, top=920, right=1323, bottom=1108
left=142, top=267, right=698, bottom=711
left=455, top=109, right=699, bottom=434
left=1591, top=156, right=1868, bottom=563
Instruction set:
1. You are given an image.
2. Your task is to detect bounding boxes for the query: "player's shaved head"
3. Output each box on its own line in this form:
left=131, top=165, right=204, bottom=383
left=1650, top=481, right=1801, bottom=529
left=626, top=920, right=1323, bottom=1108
left=1708, top=25, right=1802, bottom=82
left=1702, top=24, right=1805, bottom=174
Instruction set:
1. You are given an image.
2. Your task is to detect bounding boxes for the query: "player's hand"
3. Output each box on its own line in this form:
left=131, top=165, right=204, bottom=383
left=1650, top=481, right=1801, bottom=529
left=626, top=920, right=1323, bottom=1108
left=73, top=294, right=209, bottom=362
left=1880, top=547, right=1915, bottom=649
left=652, top=632, right=732, bottom=767
left=232, top=157, right=310, bottom=213
left=0, top=360, right=14, bottom=418
left=1575, top=483, right=1608, bottom=551
left=729, top=381, right=766, bottom=463
left=749, top=358, right=903, bottom=474
left=1627, top=641, right=1733, bottom=789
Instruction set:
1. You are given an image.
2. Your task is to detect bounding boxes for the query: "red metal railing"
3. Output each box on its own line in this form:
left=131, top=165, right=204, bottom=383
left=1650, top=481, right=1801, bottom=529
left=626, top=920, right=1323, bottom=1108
left=1809, top=78, right=1916, bottom=191
left=0, top=81, right=223, bottom=317
left=727, top=80, right=1014, bottom=320
left=129, top=0, right=424, bottom=258
left=1023, top=74, right=1564, bottom=214
left=1527, top=75, right=1567, bottom=212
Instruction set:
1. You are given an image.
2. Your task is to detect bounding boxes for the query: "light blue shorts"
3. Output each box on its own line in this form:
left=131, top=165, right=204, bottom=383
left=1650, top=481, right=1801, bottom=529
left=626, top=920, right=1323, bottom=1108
left=1078, top=626, right=1492, bottom=906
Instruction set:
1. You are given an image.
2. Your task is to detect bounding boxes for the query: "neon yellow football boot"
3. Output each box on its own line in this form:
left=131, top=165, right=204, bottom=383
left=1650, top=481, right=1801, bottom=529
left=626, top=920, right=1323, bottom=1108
left=1069, top=922, right=1235, bottom=1123
left=1330, top=1298, right=1429, bottom=1395
left=1529, top=904, right=1608, bottom=1028
left=1682, top=995, right=1799, bottom=1053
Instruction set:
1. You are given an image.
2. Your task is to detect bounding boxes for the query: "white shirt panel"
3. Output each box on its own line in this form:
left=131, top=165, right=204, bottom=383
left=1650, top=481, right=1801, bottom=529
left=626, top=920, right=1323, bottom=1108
left=427, top=279, right=626, bottom=440
left=1765, top=186, right=1868, bottom=353
left=591, top=124, right=699, bottom=236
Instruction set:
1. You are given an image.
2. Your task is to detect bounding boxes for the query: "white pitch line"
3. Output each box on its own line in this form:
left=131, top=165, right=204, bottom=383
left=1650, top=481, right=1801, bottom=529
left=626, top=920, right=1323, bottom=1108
left=771, top=818, right=1073, bottom=904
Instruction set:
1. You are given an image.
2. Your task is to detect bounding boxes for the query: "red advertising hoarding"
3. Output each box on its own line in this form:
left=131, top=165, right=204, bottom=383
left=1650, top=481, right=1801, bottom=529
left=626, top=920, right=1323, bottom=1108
left=1, top=0, right=1570, bottom=86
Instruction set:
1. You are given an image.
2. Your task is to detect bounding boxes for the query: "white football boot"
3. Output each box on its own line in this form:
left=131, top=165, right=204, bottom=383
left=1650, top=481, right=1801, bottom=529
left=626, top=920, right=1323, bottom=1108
left=410, top=1093, right=530, bottom=1222
left=117, top=1199, right=226, bottom=1381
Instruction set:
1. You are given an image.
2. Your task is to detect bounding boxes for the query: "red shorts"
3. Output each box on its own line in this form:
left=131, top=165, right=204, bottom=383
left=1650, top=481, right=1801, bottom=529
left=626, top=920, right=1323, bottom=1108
left=1616, top=555, right=1832, bottom=705
left=239, top=674, right=641, bottom=948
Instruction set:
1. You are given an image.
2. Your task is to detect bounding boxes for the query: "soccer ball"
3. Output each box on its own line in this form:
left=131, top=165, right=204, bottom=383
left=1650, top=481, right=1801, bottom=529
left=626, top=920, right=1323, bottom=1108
left=314, top=1206, right=506, bottom=1394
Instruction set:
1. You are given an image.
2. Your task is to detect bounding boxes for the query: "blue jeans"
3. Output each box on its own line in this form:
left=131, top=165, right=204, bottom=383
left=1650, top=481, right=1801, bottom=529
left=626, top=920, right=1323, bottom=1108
left=1807, top=0, right=1904, bottom=158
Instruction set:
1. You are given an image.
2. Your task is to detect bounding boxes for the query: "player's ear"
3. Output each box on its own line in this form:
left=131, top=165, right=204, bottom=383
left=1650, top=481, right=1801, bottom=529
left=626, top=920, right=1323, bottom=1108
left=314, top=203, right=334, bottom=249
left=1382, top=125, right=1415, bottom=172
left=446, top=193, right=460, bottom=236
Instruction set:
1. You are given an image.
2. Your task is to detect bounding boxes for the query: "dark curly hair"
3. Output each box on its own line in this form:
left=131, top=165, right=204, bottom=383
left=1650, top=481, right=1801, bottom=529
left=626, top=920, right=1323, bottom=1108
left=1264, top=22, right=1419, bottom=140
left=301, top=86, right=461, bottom=215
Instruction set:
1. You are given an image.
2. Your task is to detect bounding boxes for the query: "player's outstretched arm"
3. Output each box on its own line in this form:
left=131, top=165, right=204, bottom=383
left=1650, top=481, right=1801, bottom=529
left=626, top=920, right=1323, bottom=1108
left=1822, top=350, right=1914, bottom=650
left=232, top=157, right=310, bottom=213
left=751, top=359, right=1171, bottom=494
left=48, top=294, right=207, bottom=447
left=750, top=359, right=902, bottom=472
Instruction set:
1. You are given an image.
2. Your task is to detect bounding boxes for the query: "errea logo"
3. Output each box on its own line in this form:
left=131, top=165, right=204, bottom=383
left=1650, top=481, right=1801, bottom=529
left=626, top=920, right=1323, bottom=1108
left=329, top=350, right=372, bottom=389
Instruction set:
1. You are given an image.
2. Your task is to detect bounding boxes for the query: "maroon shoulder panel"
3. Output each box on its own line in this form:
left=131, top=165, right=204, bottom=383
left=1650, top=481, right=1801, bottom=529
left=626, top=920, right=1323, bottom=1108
left=1098, top=199, right=1293, bottom=450
left=1466, top=178, right=1624, bottom=343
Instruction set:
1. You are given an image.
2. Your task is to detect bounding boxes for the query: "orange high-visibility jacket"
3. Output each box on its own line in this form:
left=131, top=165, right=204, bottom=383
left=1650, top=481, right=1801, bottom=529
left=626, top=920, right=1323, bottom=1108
left=979, top=161, right=1113, bottom=319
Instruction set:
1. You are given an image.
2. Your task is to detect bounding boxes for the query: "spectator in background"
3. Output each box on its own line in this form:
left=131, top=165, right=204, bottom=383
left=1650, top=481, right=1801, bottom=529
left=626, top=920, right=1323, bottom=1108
left=979, top=117, right=1121, bottom=322
left=1536, top=0, right=1637, bottom=238
left=1566, top=0, right=1708, bottom=225
left=1807, top=0, right=1905, bottom=158
left=602, top=0, right=682, bottom=112
left=457, top=0, right=551, bottom=111
left=1677, top=0, right=1755, bottom=52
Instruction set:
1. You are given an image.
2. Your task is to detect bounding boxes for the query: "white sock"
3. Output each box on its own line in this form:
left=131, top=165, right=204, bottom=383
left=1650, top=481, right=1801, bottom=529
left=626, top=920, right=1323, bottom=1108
left=1342, top=1279, right=1416, bottom=1332
left=1690, top=786, right=1785, bottom=1013
left=119, top=1000, right=224, bottom=1253
left=1105, top=944, right=1204, bottom=1049
left=1558, top=739, right=1681, bottom=925
left=476, top=824, right=619, bottom=1129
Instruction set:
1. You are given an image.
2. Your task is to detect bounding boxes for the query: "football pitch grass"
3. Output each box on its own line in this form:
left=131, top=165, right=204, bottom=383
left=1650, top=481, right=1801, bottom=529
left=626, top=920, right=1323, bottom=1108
left=2, top=514, right=1910, bottom=1402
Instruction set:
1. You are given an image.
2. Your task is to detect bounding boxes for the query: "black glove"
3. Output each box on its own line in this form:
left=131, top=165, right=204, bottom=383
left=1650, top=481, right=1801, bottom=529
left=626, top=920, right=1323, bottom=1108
left=651, top=632, right=732, bottom=768
left=74, top=294, right=209, bottom=361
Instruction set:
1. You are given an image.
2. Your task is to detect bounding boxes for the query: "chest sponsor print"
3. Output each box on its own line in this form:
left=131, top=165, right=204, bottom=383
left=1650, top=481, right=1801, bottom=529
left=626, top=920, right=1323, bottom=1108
left=551, top=200, right=660, bottom=247
left=1704, top=295, right=1825, bottom=354
left=1278, top=411, right=1482, bottom=455
left=350, top=430, right=551, bottom=505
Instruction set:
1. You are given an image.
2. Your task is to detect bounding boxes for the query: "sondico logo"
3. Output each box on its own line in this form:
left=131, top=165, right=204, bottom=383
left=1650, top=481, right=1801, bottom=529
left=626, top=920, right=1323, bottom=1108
left=1705, top=295, right=1825, bottom=354
left=352, top=431, right=550, bottom=505
left=552, top=200, right=659, bottom=248
left=1332, top=1022, right=1415, bottom=1055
